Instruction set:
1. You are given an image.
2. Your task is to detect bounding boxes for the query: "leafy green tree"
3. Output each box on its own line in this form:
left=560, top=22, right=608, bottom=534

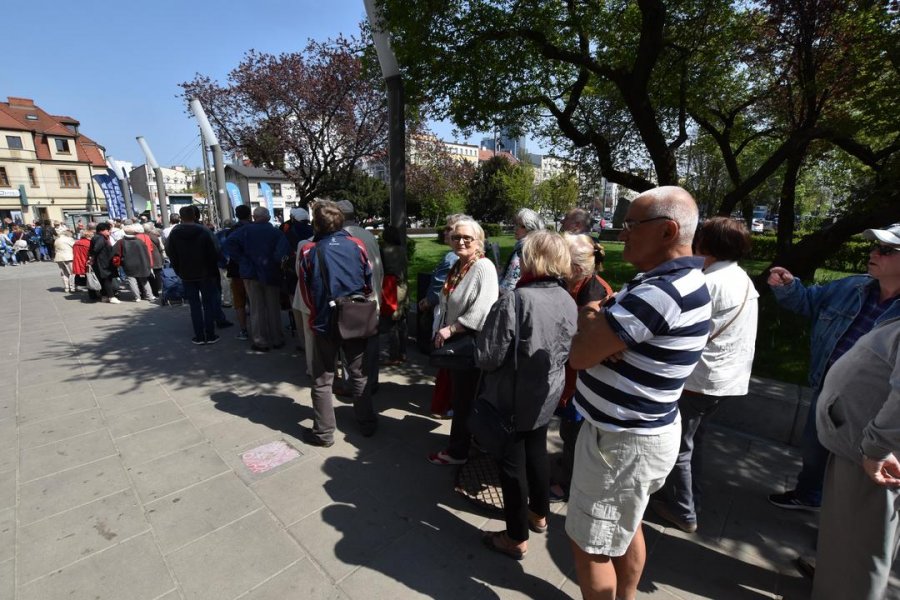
left=467, top=156, right=531, bottom=222
left=536, top=173, right=579, bottom=222
left=335, top=170, right=390, bottom=221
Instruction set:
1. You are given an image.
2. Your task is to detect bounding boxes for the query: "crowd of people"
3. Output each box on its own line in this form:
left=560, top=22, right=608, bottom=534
left=19, top=186, right=900, bottom=600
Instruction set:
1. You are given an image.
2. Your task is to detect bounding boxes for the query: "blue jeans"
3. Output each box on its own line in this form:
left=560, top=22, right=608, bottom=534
left=183, top=278, right=219, bottom=340
left=659, top=392, right=724, bottom=522
left=794, top=389, right=828, bottom=505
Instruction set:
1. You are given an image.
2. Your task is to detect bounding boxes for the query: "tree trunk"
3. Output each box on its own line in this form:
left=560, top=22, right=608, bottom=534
left=776, top=149, right=806, bottom=259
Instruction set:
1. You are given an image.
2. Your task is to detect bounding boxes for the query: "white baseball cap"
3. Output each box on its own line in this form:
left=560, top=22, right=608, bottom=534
left=862, top=224, right=900, bottom=246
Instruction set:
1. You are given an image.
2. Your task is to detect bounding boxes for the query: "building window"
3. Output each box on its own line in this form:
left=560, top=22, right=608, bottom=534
left=6, top=136, right=23, bottom=150
left=0, top=167, right=9, bottom=187
left=59, top=170, right=79, bottom=188
left=270, top=183, right=282, bottom=197
left=28, top=168, right=38, bottom=187
left=55, top=138, right=71, bottom=154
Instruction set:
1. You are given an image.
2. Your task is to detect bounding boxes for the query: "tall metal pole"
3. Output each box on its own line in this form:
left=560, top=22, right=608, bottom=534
left=364, top=0, right=406, bottom=257
left=136, top=136, right=169, bottom=227
left=190, top=98, right=231, bottom=226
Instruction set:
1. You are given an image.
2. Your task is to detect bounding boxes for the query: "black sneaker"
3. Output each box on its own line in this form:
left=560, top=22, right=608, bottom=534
left=206, top=334, right=220, bottom=345
left=236, top=329, right=249, bottom=341
left=768, top=490, right=820, bottom=511
left=191, top=337, right=206, bottom=345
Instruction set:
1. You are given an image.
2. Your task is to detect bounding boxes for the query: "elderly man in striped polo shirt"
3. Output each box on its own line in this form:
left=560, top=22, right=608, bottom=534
left=566, top=186, right=711, bottom=600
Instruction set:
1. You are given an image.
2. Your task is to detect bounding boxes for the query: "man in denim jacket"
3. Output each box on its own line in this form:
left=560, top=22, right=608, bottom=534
left=768, top=224, right=900, bottom=511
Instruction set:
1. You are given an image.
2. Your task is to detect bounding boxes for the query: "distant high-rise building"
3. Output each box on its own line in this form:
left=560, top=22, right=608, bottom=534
left=479, top=129, right=525, bottom=158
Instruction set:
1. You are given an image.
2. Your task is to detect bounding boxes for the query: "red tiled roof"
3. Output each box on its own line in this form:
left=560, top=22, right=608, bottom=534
left=0, top=97, right=106, bottom=167
left=478, top=149, right=519, bottom=164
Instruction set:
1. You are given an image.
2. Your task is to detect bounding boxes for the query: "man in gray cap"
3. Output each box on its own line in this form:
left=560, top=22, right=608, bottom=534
left=337, top=200, right=383, bottom=394
left=768, top=224, right=900, bottom=513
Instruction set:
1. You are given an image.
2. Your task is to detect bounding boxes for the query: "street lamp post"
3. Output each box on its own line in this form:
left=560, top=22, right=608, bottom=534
left=136, top=137, right=169, bottom=227
left=189, top=98, right=232, bottom=227
left=363, top=0, right=406, bottom=255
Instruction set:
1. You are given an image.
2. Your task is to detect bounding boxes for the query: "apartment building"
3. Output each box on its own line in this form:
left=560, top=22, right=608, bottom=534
left=0, top=97, right=109, bottom=225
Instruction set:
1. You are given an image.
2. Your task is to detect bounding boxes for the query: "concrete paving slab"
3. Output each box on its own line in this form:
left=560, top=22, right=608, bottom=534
left=0, top=399, right=13, bottom=423
left=128, top=442, right=229, bottom=502
left=0, top=507, right=13, bottom=563
left=105, top=400, right=184, bottom=438
left=167, top=509, right=305, bottom=600
left=201, top=416, right=282, bottom=456
left=16, top=489, right=149, bottom=584
left=0, top=468, right=13, bottom=512
left=17, top=531, right=174, bottom=600
left=251, top=456, right=356, bottom=528
left=0, top=558, right=13, bottom=600
left=16, top=391, right=98, bottom=424
left=94, top=383, right=170, bottom=415
left=17, top=455, right=131, bottom=526
left=116, top=418, right=204, bottom=467
left=287, top=487, right=415, bottom=583
left=145, top=472, right=262, bottom=554
left=17, top=408, right=104, bottom=449
left=19, top=429, right=117, bottom=483
left=0, top=418, right=14, bottom=452
left=0, top=446, right=14, bottom=474
left=239, top=558, right=349, bottom=600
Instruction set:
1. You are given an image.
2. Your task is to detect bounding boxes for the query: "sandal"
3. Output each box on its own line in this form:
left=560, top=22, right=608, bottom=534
left=528, top=511, right=548, bottom=534
left=427, top=450, right=467, bottom=465
left=482, top=531, right=526, bottom=560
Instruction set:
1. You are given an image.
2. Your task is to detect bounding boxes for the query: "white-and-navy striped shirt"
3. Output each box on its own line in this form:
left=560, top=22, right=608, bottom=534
left=574, top=256, right=711, bottom=433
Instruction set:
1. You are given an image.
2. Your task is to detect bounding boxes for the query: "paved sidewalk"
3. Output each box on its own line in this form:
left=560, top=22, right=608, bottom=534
left=0, top=262, right=896, bottom=599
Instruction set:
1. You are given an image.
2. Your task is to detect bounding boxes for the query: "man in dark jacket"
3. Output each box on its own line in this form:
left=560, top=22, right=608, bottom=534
left=89, top=222, right=119, bottom=303
left=224, top=206, right=290, bottom=351
left=337, top=200, right=383, bottom=395
left=165, top=205, right=222, bottom=345
left=298, top=200, right=376, bottom=446
left=223, top=205, right=252, bottom=340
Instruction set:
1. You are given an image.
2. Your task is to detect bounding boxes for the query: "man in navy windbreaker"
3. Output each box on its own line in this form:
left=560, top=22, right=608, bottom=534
left=297, top=200, right=376, bottom=446
left=224, top=206, right=290, bottom=351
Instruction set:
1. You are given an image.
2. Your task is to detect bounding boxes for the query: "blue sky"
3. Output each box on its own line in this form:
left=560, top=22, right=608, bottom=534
left=3, top=0, right=473, bottom=169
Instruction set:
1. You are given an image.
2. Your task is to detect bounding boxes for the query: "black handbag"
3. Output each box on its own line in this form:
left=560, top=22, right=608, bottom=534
left=428, top=333, right=476, bottom=370
left=468, top=290, right=521, bottom=459
left=316, top=242, right=378, bottom=340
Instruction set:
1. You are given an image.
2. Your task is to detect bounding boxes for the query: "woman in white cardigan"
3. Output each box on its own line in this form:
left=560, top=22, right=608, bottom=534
left=428, top=217, right=499, bottom=465
left=54, top=230, right=76, bottom=292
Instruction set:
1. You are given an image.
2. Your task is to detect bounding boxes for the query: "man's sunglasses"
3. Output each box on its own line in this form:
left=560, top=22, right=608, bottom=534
left=872, top=244, right=900, bottom=256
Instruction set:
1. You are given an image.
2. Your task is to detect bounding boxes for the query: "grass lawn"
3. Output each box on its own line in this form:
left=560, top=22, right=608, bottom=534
left=407, top=234, right=851, bottom=385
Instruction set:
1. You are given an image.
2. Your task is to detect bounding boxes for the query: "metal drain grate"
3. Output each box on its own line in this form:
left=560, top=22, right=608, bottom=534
left=454, top=452, right=504, bottom=515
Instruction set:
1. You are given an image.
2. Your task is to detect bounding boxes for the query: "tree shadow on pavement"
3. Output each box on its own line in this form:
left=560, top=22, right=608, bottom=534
left=210, top=391, right=311, bottom=440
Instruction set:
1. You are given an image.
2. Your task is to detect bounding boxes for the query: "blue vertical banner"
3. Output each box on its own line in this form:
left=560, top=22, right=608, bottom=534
left=259, top=182, right=274, bottom=213
left=226, top=182, right=243, bottom=210
left=94, top=170, right=126, bottom=219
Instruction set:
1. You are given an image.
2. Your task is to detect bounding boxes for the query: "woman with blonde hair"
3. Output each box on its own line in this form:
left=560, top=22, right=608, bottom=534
left=549, top=233, right=613, bottom=503
left=428, top=217, right=499, bottom=465
left=477, top=230, right=578, bottom=558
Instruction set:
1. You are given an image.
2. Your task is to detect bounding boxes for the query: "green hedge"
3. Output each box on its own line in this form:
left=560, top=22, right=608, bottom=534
left=482, top=223, right=503, bottom=237
left=749, top=234, right=870, bottom=272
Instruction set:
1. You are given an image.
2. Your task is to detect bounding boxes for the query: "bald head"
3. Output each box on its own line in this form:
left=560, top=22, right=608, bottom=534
left=634, top=186, right=698, bottom=246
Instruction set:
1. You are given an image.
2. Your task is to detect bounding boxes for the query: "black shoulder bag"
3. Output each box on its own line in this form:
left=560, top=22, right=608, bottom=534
left=468, top=290, right=521, bottom=459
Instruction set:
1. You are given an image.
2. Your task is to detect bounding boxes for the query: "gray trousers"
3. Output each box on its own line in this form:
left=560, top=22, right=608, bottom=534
left=310, top=335, right=376, bottom=443
left=243, top=279, right=284, bottom=349
left=813, top=454, right=900, bottom=600
left=125, top=276, right=154, bottom=300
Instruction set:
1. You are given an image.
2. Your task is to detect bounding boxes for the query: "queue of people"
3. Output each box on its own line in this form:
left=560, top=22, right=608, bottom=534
left=23, top=189, right=900, bottom=600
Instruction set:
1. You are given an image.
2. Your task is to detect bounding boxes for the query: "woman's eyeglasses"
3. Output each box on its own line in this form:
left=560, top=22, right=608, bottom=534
left=872, top=244, right=900, bottom=256
left=451, top=234, right=475, bottom=244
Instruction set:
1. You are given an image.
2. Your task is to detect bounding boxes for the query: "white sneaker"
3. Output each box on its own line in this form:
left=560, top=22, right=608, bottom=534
left=109, top=297, right=122, bottom=304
